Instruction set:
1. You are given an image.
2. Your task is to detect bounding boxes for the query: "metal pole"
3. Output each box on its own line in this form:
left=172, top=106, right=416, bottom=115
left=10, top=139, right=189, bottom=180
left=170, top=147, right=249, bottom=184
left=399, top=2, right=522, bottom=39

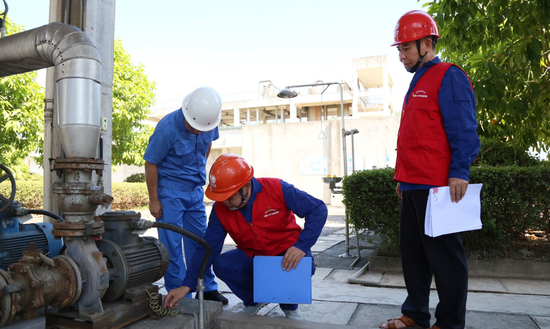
left=338, top=84, right=354, bottom=258
left=283, top=82, right=355, bottom=258
left=351, top=133, right=356, bottom=174
left=197, top=278, right=205, bottom=329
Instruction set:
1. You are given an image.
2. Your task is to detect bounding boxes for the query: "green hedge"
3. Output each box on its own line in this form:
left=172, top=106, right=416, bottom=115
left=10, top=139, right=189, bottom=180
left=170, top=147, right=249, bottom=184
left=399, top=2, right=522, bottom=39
left=124, top=173, right=146, bottom=183
left=0, top=181, right=149, bottom=211
left=342, top=166, right=550, bottom=258
left=111, top=182, right=149, bottom=210
left=476, top=138, right=541, bottom=167
left=0, top=181, right=43, bottom=209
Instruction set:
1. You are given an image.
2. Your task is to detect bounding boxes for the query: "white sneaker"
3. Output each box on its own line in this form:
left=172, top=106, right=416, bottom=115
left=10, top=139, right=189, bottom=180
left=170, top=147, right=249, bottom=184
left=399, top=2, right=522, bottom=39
left=236, top=303, right=267, bottom=315
left=283, top=308, right=303, bottom=320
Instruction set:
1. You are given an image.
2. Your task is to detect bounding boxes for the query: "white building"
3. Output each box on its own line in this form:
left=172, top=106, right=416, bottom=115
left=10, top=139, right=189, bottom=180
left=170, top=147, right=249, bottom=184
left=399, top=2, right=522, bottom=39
left=117, top=55, right=401, bottom=205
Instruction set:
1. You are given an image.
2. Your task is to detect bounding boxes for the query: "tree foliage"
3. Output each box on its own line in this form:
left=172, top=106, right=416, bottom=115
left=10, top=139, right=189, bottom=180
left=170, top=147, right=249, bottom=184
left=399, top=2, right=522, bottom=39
left=0, top=19, right=156, bottom=172
left=0, top=20, right=44, bottom=173
left=426, top=0, right=550, bottom=151
left=112, top=39, right=155, bottom=167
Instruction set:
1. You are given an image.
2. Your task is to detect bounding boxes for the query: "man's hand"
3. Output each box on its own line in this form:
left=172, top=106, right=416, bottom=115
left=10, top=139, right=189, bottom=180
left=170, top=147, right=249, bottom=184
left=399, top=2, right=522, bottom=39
left=395, top=183, right=402, bottom=199
left=282, top=246, right=306, bottom=272
left=149, top=198, right=163, bottom=219
left=448, top=177, right=469, bottom=203
left=165, top=286, right=191, bottom=309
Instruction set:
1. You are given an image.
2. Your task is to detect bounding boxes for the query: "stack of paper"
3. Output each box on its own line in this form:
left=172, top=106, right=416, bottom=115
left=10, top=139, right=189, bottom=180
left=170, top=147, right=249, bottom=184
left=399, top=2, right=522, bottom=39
left=425, top=183, right=483, bottom=238
left=253, top=256, right=312, bottom=304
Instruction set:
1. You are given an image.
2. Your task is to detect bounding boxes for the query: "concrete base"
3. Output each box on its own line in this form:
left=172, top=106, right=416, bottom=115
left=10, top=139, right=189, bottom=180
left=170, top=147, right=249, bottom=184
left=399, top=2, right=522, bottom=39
left=126, top=299, right=223, bottom=329
left=369, top=249, right=550, bottom=280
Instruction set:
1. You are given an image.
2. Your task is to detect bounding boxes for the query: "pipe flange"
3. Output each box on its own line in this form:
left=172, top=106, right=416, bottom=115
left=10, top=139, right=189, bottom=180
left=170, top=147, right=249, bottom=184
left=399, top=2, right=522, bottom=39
left=49, top=256, right=82, bottom=308
left=52, top=220, right=104, bottom=237
left=52, top=157, right=104, bottom=169
left=52, top=157, right=105, bottom=175
left=0, top=269, right=16, bottom=327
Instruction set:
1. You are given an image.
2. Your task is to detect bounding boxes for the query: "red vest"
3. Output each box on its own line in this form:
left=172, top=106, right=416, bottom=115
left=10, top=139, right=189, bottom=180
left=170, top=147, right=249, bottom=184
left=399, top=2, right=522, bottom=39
left=214, top=178, right=302, bottom=257
left=394, top=62, right=454, bottom=186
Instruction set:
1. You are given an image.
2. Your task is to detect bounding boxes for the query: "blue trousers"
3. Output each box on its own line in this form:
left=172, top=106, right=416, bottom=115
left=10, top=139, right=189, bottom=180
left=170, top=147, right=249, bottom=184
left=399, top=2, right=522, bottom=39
left=157, top=187, right=218, bottom=294
left=400, top=190, right=468, bottom=329
left=213, top=248, right=314, bottom=311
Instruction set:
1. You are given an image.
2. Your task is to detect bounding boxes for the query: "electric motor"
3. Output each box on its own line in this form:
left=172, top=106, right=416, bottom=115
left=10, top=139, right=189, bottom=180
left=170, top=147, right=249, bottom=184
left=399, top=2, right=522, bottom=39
left=97, top=211, right=169, bottom=302
left=0, top=202, right=62, bottom=270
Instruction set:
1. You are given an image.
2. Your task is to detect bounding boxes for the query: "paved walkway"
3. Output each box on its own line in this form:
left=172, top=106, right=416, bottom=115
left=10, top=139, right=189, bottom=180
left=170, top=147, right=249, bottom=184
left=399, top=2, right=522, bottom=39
left=11, top=206, right=550, bottom=328
left=147, top=206, right=550, bottom=329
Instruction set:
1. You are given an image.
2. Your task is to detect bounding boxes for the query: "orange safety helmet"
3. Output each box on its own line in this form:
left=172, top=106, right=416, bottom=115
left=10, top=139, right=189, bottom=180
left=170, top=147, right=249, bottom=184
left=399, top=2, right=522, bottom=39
left=205, top=154, right=254, bottom=201
left=391, top=10, right=441, bottom=46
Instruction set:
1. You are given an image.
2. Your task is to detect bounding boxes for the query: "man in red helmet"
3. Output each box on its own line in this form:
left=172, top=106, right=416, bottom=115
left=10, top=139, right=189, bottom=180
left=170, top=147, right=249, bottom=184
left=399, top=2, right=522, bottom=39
left=164, top=154, right=328, bottom=321
left=381, top=10, right=480, bottom=329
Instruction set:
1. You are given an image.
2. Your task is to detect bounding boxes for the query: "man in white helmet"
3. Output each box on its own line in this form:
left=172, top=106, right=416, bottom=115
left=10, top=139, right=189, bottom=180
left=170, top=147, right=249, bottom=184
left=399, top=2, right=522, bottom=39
left=143, top=86, right=228, bottom=305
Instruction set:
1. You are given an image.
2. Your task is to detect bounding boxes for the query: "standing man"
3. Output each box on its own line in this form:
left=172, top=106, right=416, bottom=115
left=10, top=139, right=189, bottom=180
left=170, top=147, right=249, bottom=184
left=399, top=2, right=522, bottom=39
left=164, top=154, right=328, bottom=320
left=381, top=10, right=480, bottom=329
left=144, top=86, right=228, bottom=305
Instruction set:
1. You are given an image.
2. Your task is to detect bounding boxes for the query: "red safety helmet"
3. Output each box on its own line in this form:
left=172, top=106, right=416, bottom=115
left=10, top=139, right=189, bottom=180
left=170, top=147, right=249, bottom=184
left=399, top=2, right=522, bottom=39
left=391, top=10, right=441, bottom=46
left=205, top=154, right=254, bottom=201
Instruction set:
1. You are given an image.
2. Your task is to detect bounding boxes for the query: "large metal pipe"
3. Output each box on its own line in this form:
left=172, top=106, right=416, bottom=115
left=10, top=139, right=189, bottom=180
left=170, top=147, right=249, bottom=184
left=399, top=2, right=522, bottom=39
left=0, top=22, right=102, bottom=158
left=0, top=22, right=110, bottom=319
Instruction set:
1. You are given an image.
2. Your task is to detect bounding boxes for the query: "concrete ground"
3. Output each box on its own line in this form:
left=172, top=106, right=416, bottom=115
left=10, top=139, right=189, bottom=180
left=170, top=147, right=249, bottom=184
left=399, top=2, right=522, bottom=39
left=141, top=206, right=550, bottom=329
left=8, top=206, right=550, bottom=329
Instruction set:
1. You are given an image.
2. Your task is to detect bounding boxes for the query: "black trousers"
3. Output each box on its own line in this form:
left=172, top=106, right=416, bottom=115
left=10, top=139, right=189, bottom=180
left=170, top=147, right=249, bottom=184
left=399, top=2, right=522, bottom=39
left=400, top=190, right=468, bottom=329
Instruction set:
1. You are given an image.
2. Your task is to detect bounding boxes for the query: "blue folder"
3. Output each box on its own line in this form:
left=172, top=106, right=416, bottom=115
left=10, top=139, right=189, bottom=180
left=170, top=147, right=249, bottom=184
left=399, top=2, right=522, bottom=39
left=253, top=256, right=312, bottom=304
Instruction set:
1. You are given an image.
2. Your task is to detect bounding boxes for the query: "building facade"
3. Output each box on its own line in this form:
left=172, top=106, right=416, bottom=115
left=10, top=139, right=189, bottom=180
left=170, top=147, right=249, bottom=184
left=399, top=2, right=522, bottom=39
left=122, top=55, right=400, bottom=205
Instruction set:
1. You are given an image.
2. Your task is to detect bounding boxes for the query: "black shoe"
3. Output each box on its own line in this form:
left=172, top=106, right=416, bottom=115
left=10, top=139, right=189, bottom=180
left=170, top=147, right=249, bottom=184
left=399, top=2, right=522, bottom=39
left=197, top=290, right=228, bottom=305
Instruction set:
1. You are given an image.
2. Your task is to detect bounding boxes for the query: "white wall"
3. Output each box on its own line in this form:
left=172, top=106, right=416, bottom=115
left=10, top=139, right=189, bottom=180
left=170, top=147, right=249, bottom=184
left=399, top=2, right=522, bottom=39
left=110, top=116, right=401, bottom=206
left=239, top=116, right=400, bottom=204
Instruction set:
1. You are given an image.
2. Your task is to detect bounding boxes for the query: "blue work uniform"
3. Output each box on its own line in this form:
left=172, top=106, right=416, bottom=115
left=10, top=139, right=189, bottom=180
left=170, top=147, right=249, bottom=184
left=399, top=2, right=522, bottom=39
left=143, top=108, right=219, bottom=293
left=182, top=177, right=328, bottom=311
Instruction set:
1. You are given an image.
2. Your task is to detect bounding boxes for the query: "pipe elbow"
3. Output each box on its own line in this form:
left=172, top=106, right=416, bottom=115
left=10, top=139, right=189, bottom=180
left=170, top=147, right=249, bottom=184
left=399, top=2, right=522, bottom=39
left=36, top=22, right=101, bottom=83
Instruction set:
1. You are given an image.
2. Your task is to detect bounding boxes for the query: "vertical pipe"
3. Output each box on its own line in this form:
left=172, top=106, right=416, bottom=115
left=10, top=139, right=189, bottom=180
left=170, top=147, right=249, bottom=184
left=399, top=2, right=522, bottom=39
left=197, top=278, right=205, bottom=329
left=351, top=133, right=356, bottom=174
left=339, top=83, right=353, bottom=258
left=63, top=0, right=71, bottom=23
left=279, top=82, right=354, bottom=258
left=43, top=67, right=56, bottom=217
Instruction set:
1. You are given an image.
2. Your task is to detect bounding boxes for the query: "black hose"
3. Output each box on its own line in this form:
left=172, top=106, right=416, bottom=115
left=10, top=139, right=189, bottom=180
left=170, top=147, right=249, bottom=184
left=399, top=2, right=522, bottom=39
left=27, top=209, right=64, bottom=221
left=152, top=222, right=212, bottom=282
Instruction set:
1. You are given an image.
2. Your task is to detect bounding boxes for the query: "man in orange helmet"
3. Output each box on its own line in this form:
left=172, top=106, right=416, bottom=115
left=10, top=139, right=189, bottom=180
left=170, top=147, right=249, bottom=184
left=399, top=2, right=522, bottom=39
left=381, top=10, right=480, bottom=329
left=164, top=154, right=328, bottom=320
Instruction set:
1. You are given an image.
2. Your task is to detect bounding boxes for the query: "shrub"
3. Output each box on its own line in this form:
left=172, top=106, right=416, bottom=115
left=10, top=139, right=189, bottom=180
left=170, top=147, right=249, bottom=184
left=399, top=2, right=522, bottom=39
left=0, top=181, right=149, bottom=211
left=111, top=182, right=149, bottom=210
left=342, top=166, right=550, bottom=258
left=476, top=137, right=540, bottom=167
left=124, top=173, right=146, bottom=183
left=467, top=166, right=550, bottom=257
left=0, top=180, right=43, bottom=209
left=342, top=168, right=399, bottom=252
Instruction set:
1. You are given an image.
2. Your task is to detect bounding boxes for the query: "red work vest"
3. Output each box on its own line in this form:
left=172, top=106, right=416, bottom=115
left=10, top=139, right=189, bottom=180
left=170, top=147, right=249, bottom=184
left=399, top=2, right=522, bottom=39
left=394, top=62, right=454, bottom=187
left=214, top=178, right=302, bottom=258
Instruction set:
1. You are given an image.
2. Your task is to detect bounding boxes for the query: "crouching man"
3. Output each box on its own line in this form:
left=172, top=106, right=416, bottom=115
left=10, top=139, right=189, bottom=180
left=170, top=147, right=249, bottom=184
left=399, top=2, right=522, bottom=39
left=164, top=154, right=327, bottom=320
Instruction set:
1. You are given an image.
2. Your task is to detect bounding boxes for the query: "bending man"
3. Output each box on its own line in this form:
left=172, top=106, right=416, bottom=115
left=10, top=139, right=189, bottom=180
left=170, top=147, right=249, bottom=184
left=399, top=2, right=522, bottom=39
left=164, top=154, right=328, bottom=320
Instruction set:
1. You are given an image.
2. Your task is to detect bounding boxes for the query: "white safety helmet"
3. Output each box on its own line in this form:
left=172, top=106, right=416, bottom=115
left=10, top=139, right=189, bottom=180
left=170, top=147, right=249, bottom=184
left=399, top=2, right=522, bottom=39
left=181, top=86, right=222, bottom=131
